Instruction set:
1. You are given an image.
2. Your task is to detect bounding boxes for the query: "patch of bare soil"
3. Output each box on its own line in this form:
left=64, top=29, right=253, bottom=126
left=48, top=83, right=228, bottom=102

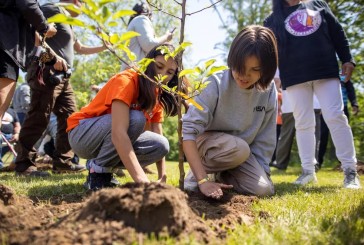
left=0, top=183, right=256, bottom=244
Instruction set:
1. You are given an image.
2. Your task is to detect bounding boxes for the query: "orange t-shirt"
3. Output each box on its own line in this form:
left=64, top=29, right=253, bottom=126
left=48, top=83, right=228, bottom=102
left=67, top=69, right=163, bottom=132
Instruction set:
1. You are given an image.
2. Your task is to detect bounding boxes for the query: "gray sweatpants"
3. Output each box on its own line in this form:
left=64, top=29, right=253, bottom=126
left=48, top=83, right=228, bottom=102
left=196, top=132, right=275, bottom=197
left=68, top=110, right=169, bottom=173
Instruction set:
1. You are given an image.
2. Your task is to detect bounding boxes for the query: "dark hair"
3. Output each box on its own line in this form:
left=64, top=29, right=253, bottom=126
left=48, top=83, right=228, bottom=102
left=128, top=2, right=152, bottom=25
left=227, top=25, right=278, bottom=91
left=138, top=44, right=186, bottom=117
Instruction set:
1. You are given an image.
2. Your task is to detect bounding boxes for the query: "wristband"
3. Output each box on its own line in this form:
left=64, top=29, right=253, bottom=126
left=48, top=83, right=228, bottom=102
left=198, top=177, right=210, bottom=185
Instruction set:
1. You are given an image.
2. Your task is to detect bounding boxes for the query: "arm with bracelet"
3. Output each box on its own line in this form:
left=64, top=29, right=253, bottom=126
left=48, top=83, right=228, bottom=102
left=183, top=140, right=233, bottom=199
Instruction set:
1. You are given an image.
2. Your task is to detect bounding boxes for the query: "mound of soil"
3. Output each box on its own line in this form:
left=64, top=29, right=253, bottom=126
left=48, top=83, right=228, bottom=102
left=0, top=183, right=256, bottom=244
left=77, top=183, right=192, bottom=235
left=0, top=184, right=15, bottom=205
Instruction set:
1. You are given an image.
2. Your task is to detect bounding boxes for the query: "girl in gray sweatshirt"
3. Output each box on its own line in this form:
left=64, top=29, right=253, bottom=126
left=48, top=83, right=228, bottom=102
left=182, top=25, right=278, bottom=199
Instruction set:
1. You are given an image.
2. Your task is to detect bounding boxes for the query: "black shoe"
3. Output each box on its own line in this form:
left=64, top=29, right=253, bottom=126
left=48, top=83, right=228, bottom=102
left=315, top=163, right=321, bottom=172
left=52, top=163, right=86, bottom=173
left=84, top=172, right=119, bottom=191
left=270, top=162, right=287, bottom=170
left=15, top=165, right=50, bottom=177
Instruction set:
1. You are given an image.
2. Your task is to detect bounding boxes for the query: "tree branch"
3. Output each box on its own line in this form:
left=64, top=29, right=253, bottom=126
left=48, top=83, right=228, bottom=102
left=186, top=0, right=223, bottom=16
left=146, top=0, right=181, bottom=19
left=173, top=0, right=182, bottom=5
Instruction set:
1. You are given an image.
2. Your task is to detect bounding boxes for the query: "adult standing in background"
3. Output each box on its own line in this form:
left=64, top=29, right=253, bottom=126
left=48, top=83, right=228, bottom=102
left=14, top=0, right=107, bottom=177
left=317, top=80, right=359, bottom=169
left=0, top=0, right=57, bottom=128
left=264, top=0, right=360, bottom=189
left=271, top=89, right=321, bottom=171
left=121, top=2, right=173, bottom=70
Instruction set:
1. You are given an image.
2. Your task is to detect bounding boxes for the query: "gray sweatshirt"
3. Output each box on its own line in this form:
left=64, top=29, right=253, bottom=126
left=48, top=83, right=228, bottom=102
left=121, top=15, right=165, bottom=70
left=182, top=69, right=277, bottom=174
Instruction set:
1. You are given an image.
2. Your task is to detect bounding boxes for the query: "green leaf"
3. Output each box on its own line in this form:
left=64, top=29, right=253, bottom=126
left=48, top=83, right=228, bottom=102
left=107, top=21, right=118, bottom=27
left=99, top=32, right=109, bottom=41
left=179, top=69, right=195, bottom=78
left=119, top=31, right=140, bottom=42
left=57, top=3, right=82, bottom=15
left=47, top=13, right=85, bottom=27
left=138, top=58, right=155, bottom=72
left=109, top=33, right=119, bottom=44
left=99, top=0, right=116, bottom=6
left=180, top=42, right=192, bottom=49
left=102, top=6, right=110, bottom=19
left=112, top=10, right=136, bottom=19
left=204, top=59, right=216, bottom=69
left=119, top=45, right=137, bottom=62
left=206, top=65, right=228, bottom=77
left=161, top=84, right=172, bottom=92
left=194, top=66, right=203, bottom=74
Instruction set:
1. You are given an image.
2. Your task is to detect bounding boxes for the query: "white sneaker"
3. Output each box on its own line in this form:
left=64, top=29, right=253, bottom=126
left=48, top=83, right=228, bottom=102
left=343, top=169, right=361, bottom=189
left=184, top=170, right=198, bottom=191
left=293, top=171, right=317, bottom=185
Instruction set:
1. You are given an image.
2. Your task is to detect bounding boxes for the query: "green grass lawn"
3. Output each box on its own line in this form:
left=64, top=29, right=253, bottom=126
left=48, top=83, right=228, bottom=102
left=1, top=161, right=363, bottom=244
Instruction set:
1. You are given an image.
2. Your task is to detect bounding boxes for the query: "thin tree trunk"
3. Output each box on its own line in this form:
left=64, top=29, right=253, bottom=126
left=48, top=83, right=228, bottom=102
left=178, top=0, right=187, bottom=190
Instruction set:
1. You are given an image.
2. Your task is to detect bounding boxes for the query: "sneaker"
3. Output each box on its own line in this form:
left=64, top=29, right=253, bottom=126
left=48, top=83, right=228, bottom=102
left=15, top=165, right=50, bottom=177
left=52, top=162, right=86, bottom=173
left=184, top=170, right=198, bottom=192
left=84, top=172, right=119, bottom=191
left=293, top=171, right=317, bottom=185
left=270, top=161, right=287, bottom=170
left=343, top=169, right=361, bottom=189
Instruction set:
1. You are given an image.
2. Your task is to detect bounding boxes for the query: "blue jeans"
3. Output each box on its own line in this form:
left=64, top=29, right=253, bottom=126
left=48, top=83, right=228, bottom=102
left=68, top=110, right=169, bottom=173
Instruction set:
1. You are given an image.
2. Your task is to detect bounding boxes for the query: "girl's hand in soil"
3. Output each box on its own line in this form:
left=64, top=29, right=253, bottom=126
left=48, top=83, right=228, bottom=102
left=199, top=181, right=233, bottom=199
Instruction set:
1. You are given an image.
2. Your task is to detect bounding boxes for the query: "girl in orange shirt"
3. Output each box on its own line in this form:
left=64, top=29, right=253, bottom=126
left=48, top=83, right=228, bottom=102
left=67, top=44, right=183, bottom=190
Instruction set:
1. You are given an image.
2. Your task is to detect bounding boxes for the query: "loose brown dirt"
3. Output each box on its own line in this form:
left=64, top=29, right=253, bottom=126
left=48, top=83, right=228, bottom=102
left=0, top=183, right=256, bottom=244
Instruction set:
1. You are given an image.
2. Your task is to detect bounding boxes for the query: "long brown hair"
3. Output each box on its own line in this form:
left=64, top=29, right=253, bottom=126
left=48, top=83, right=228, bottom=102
left=138, top=44, right=187, bottom=117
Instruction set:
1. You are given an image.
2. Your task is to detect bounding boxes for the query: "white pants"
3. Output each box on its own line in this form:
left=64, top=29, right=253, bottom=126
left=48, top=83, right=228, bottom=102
left=286, top=78, right=356, bottom=172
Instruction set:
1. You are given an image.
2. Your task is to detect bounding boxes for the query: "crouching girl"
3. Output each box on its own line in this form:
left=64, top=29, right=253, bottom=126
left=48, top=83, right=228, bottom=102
left=183, top=25, right=278, bottom=199
left=67, top=44, right=182, bottom=190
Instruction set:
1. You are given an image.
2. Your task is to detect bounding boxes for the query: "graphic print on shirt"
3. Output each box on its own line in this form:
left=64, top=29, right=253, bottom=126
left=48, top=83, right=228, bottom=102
left=254, top=106, right=266, bottom=112
left=285, top=8, right=322, bottom=36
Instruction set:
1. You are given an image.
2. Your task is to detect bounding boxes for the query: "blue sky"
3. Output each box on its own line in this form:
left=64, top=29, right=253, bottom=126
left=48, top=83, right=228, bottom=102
left=184, top=0, right=228, bottom=67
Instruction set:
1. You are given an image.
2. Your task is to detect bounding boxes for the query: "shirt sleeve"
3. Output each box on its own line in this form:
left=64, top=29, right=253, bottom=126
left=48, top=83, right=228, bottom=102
left=249, top=83, right=278, bottom=171
left=133, top=16, right=163, bottom=53
left=16, top=0, right=48, bottom=33
left=345, top=80, right=358, bottom=107
left=319, top=0, right=353, bottom=64
left=182, top=76, right=219, bottom=141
